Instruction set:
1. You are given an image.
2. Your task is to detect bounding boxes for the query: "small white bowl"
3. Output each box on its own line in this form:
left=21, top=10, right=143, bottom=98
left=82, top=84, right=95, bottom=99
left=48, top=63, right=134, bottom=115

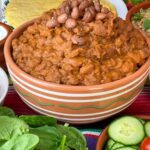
left=0, top=67, right=8, bottom=105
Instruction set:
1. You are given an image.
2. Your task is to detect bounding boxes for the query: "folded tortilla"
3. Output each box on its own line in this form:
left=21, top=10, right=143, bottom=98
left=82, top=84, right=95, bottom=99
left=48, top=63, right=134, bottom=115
left=5, top=0, right=117, bottom=28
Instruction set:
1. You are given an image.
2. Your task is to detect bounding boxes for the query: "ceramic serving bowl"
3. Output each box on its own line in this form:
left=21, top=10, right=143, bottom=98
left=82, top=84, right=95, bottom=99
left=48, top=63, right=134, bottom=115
left=96, top=115, right=150, bottom=150
left=4, top=19, right=150, bottom=124
left=126, top=1, right=150, bottom=22
left=126, top=1, right=150, bottom=40
left=0, top=67, right=9, bottom=105
left=126, top=1, right=150, bottom=83
left=0, top=22, right=12, bottom=71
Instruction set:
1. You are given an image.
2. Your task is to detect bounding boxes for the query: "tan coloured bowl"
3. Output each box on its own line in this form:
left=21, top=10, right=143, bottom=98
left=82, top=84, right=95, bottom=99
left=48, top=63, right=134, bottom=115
left=4, top=19, right=150, bottom=124
left=126, top=1, right=150, bottom=23
left=126, top=1, right=150, bottom=41
left=96, top=115, right=150, bottom=150
left=0, top=22, right=12, bottom=71
left=126, top=1, right=150, bottom=81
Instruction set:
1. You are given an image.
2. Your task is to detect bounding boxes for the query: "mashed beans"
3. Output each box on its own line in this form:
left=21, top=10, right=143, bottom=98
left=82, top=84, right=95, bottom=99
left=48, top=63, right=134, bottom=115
left=12, top=0, right=150, bottom=86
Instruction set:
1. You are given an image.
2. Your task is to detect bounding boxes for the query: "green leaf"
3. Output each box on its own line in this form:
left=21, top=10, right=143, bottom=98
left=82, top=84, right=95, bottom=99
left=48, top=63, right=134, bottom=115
left=131, top=0, right=144, bottom=4
left=19, top=115, right=57, bottom=127
left=144, top=19, right=150, bottom=30
left=132, top=13, right=143, bottom=21
left=0, top=107, right=15, bottom=117
left=123, top=0, right=128, bottom=3
left=29, top=126, right=61, bottom=150
left=0, top=134, right=39, bottom=150
left=57, top=135, right=67, bottom=150
left=56, top=125, right=87, bottom=150
left=0, top=141, right=6, bottom=147
left=0, top=116, right=29, bottom=141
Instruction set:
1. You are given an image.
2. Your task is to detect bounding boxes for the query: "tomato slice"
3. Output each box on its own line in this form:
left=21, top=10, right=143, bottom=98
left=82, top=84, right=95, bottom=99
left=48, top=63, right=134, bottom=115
left=141, top=137, right=150, bottom=150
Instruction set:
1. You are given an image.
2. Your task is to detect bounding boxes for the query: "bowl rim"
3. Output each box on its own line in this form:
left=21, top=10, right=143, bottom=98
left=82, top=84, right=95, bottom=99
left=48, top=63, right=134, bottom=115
left=96, top=115, right=150, bottom=150
left=126, top=1, right=150, bottom=22
left=0, top=67, right=9, bottom=104
left=0, top=22, right=12, bottom=46
left=4, top=18, right=150, bottom=91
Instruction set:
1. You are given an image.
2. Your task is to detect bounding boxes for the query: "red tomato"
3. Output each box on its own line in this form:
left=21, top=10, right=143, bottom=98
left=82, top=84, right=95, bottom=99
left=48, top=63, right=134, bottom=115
left=141, top=137, right=150, bottom=150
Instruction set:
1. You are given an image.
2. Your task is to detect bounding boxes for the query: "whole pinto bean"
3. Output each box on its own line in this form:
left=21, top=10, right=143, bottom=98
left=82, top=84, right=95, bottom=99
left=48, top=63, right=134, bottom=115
left=65, top=4, right=71, bottom=15
left=71, top=7, right=79, bottom=19
left=94, top=0, right=101, bottom=12
left=101, top=7, right=109, bottom=13
left=60, top=6, right=65, bottom=14
left=79, top=9, right=85, bottom=18
left=96, top=12, right=107, bottom=20
left=88, top=6, right=96, bottom=18
left=71, top=35, right=85, bottom=45
left=79, top=0, right=90, bottom=11
left=77, top=0, right=83, bottom=3
left=71, top=0, right=78, bottom=7
left=88, top=0, right=94, bottom=5
left=83, top=11, right=93, bottom=23
left=57, top=13, right=68, bottom=24
left=46, top=18, right=59, bottom=28
left=60, top=1, right=67, bottom=13
left=65, top=18, right=77, bottom=29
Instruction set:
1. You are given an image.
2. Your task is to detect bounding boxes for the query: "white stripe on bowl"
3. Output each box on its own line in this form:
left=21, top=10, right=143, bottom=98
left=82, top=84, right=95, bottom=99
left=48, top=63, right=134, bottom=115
left=17, top=91, right=139, bottom=117
left=22, top=98, right=134, bottom=121
left=11, top=72, right=146, bottom=102
left=8, top=66, right=149, bottom=97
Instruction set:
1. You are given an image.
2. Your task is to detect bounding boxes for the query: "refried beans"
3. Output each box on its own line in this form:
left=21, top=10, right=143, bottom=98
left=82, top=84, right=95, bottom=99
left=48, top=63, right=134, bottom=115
left=12, top=0, right=150, bottom=86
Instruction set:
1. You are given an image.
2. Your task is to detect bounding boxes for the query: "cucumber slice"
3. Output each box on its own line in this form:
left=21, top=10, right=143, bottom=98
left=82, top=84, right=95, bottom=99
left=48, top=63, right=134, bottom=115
left=138, top=118, right=146, bottom=125
left=145, top=121, right=150, bottom=137
left=131, top=145, right=140, bottom=150
left=115, top=146, right=136, bottom=150
left=108, top=116, right=145, bottom=145
left=107, top=139, right=115, bottom=149
left=111, top=143, right=124, bottom=150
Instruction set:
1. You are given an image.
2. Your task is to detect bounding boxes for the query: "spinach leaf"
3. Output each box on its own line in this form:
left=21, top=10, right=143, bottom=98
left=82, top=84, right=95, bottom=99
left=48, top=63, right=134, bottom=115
left=0, top=116, right=29, bottom=140
left=29, top=126, right=61, bottom=150
left=0, top=107, right=15, bottom=117
left=131, top=0, right=144, bottom=4
left=19, top=115, right=57, bottom=127
left=132, top=13, right=143, bottom=21
left=56, top=125, right=87, bottom=150
left=57, top=135, right=66, bottom=150
left=0, top=141, right=6, bottom=147
left=144, top=19, right=150, bottom=30
left=0, top=134, right=39, bottom=150
left=67, top=127, right=87, bottom=150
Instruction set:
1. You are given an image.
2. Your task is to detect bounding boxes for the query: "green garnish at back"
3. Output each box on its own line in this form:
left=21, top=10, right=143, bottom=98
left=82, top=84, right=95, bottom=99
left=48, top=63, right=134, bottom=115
left=130, top=0, right=144, bottom=4
left=132, top=13, right=143, bottom=21
left=143, top=19, right=150, bottom=30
